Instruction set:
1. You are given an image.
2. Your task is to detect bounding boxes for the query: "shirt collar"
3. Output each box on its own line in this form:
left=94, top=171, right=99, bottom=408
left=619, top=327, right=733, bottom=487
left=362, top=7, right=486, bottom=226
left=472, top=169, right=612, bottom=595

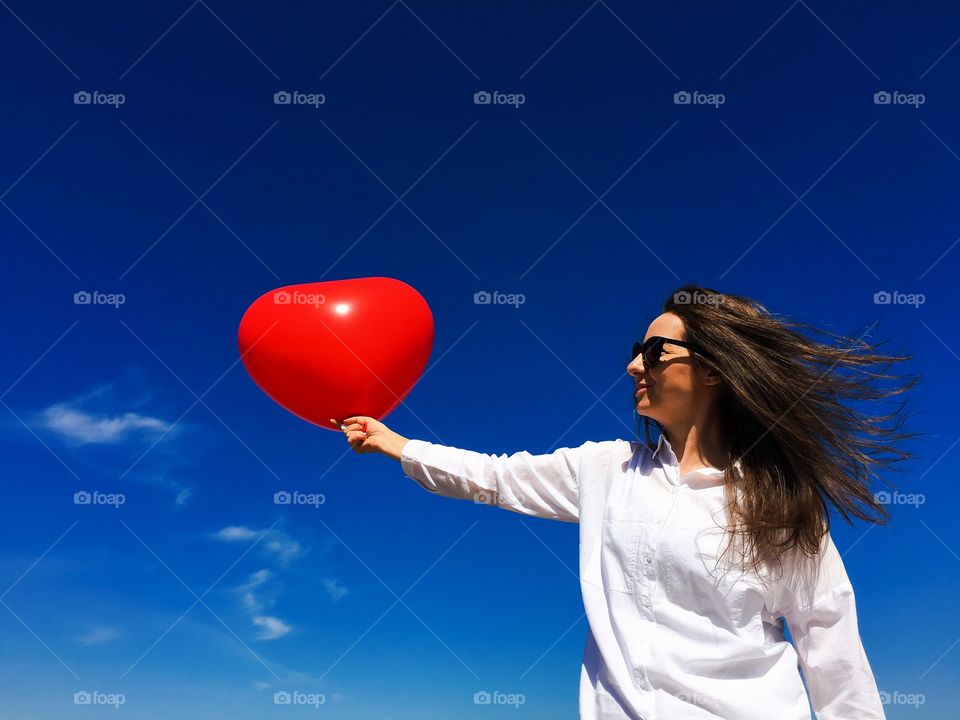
left=652, top=433, right=742, bottom=487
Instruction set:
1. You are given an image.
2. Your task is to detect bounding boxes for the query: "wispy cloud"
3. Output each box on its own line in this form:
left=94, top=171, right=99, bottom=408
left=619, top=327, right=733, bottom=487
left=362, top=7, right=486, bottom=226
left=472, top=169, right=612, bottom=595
left=234, top=570, right=292, bottom=641
left=40, top=403, right=174, bottom=445
left=252, top=615, right=292, bottom=640
left=26, top=386, right=192, bottom=505
left=135, top=469, right=193, bottom=506
left=217, top=528, right=303, bottom=642
left=239, top=568, right=273, bottom=613
left=76, top=626, right=121, bottom=646
left=213, top=526, right=302, bottom=565
left=214, top=526, right=260, bottom=542
left=263, top=535, right=302, bottom=565
left=322, top=578, right=348, bottom=602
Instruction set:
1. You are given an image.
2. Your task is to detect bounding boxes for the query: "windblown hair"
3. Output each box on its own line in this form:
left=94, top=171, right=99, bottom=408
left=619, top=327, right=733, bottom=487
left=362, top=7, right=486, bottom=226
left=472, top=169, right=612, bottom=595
left=635, top=284, right=920, bottom=577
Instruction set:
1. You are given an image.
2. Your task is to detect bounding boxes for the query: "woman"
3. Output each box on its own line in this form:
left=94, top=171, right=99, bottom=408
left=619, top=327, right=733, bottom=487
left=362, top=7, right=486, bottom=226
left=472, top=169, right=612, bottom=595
left=332, top=284, right=917, bottom=720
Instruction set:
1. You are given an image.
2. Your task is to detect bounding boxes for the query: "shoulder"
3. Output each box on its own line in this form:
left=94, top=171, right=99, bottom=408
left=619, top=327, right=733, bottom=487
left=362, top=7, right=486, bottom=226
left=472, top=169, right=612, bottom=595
left=571, top=438, right=644, bottom=473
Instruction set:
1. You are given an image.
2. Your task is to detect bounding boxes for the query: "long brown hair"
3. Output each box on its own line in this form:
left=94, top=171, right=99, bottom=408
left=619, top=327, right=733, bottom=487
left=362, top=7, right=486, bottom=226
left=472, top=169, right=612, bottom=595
left=636, top=284, right=921, bottom=577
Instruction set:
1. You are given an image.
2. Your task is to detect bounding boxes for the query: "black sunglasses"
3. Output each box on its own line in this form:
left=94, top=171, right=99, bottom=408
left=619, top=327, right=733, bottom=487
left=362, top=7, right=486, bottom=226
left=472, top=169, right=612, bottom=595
left=631, top=336, right=711, bottom=369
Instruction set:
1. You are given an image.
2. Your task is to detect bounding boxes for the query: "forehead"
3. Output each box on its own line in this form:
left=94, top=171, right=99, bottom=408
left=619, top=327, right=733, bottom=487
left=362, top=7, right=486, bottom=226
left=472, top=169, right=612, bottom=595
left=644, top=312, right=684, bottom=341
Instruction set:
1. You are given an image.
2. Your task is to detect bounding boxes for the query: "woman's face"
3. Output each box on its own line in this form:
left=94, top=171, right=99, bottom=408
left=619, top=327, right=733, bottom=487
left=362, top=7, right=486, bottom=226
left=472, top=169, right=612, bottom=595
left=626, top=312, right=718, bottom=426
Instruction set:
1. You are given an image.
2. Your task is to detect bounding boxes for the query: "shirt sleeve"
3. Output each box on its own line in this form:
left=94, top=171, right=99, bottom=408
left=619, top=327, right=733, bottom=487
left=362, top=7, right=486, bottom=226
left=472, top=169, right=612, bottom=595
left=399, top=438, right=592, bottom=523
left=776, top=531, right=886, bottom=719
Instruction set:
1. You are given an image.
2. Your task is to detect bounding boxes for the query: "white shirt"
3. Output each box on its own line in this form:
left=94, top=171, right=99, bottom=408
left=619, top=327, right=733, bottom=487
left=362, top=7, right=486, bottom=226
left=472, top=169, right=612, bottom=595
left=400, top=433, right=885, bottom=720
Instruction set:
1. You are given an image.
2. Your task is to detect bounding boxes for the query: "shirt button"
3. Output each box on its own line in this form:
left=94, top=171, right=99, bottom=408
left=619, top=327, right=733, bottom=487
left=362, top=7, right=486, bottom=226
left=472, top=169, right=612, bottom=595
left=645, top=554, right=653, bottom=563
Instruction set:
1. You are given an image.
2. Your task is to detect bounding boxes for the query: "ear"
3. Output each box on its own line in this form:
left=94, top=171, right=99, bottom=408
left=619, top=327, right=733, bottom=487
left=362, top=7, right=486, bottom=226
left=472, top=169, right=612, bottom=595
left=701, top=365, right=723, bottom=387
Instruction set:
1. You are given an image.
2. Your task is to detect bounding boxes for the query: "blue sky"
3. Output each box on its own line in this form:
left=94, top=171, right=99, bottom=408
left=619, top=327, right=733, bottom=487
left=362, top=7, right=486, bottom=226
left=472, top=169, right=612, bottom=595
left=1, top=1, right=958, bottom=718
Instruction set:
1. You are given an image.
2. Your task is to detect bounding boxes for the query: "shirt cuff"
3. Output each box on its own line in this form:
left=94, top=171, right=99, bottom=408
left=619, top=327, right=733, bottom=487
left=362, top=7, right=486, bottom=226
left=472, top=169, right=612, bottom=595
left=399, top=438, right=438, bottom=492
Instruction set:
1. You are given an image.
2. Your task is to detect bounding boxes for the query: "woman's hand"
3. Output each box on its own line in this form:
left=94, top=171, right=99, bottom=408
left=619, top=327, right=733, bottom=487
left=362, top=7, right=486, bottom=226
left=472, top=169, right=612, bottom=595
left=330, top=416, right=410, bottom=460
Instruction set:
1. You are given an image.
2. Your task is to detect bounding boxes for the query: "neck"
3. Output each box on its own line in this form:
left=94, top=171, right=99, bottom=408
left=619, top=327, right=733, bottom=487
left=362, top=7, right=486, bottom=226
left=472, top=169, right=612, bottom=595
left=662, top=415, right=727, bottom=474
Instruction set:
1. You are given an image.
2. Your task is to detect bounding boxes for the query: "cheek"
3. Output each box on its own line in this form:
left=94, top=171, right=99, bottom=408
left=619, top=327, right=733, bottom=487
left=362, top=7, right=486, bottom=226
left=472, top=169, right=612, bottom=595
left=658, top=368, right=696, bottom=396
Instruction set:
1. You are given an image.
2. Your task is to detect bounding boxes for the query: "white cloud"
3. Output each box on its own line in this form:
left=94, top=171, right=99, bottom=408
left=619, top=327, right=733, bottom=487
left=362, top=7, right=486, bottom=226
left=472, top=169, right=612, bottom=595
left=252, top=615, right=292, bottom=640
left=76, top=626, right=121, bottom=646
left=41, top=403, right=173, bottom=445
left=322, top=578, right=348, bottom=602
left=214, top=526, right=260, bottom=542
left=240, top=569, right=273, bottom=613
left=215, top=528, right=302, bottom=641
left=134, top=469, right=193, bottom=507
left=263, top=536, right=302, bottom=565
left=213, top=526, right=302, bottom=565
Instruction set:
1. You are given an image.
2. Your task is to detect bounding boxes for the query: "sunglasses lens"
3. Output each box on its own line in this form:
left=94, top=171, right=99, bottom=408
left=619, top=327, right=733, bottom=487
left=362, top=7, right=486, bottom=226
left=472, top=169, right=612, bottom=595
left=632, top=339, right=662, bottom=368
left=644, top=349, right=658, bottom=368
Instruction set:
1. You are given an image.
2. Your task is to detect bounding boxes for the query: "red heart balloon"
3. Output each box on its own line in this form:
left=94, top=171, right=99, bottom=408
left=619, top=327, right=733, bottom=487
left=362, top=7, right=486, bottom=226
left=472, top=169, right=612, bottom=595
left=238, top=277, right=433, bottom=430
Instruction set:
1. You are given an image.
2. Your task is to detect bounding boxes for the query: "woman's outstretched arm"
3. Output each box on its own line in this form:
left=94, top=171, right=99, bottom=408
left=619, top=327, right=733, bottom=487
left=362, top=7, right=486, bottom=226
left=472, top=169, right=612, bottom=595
left=332, top=415, right=584, bottom=523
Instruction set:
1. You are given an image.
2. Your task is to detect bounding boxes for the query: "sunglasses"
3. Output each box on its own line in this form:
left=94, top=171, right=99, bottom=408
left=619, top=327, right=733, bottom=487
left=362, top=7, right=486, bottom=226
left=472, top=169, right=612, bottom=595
left=631, top=336, right=711, bottom=369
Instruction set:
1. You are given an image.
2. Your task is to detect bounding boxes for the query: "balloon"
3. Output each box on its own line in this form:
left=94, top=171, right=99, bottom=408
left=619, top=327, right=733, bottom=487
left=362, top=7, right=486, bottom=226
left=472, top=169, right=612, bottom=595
left=238, top=277, right=433, bottom=430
